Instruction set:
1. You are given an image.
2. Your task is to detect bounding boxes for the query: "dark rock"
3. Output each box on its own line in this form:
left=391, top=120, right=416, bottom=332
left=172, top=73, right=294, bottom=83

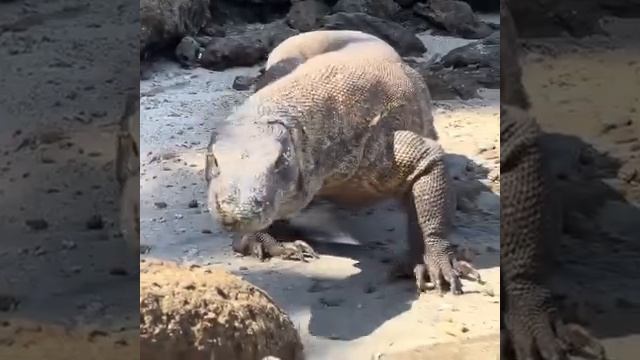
left=599, top=0, right=640, bottom=17
left=0, top=295, right=19, bottom=312
left=140, top=0, right=210, bottom=58
left=201, top=24, right=226, bottom=37
left=188, top=199, right=199, bottom=208
left=461, top=0, right=499, bottom=12
left=109, top=267, right=129, bottom=276
left=232, top=76, right=256, bottom=91
left=409, top=60, right=498, bottom=100
left=332, top=0, right=400, bottom=19
left=508, top=0, right=605, bottom=38
left=154, top=201, right=168, bottom=209
left=286, top=0, right=330, bottom=32
left=413, top=0, right=492, bottom=39
left=394, top=0, right=419, bottom=8
left=440, top=32, right=499, bottom=69
left=86, top=215, right=104, bottom=230
left=175, top=36, right=204, bottom=68
left=210, top=0, right=291, bottom=25
left=321, top=12, right=426, bottom=56
left=391, top=8, right=431, bottom=33
left=407, top=31, right=499, bottom=100
left=319, top=297, right=344, bottom=307
left=25, top=219, right=48, bottom=231
left=199, top=21, right=298, bottom=71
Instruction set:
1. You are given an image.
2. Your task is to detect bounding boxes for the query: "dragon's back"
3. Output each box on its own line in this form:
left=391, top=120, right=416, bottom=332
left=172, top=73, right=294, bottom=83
left=255, top=42, right=434, bottom=139
left=246, top=41, right=436, bottom=198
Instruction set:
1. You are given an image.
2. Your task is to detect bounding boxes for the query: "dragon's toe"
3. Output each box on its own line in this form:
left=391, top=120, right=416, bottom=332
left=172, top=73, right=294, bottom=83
left=504, top=295, right=607, bottom=360
left=424, top=251, right=464, bottom=295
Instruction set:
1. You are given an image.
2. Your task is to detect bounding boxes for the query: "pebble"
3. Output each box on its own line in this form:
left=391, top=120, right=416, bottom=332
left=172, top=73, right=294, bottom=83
left=0, top=295, right=19, bottom=312
left=25, top=218, right=48, bottom=230
left=154, top=201, right=168, bottom=209
left=319, top=297, right=344, bottom=307
left=188, top=199, right=198, bottom=208
left=33, top=246, right=47, bottom=256
left=86, top=215, right=104, bottom=230
left=364, top=283, right=377, bottom=294
left=109, top=267, right=129, bottom=276
left=232, top=75, right=254, bottom=91
left=140, top=244, right=152, bottom=254
left=61, top=240, right=77, bottom=250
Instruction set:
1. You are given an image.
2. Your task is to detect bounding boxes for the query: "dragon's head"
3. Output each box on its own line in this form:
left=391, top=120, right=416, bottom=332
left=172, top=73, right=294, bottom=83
left=205, top=112, right=305, bottom=233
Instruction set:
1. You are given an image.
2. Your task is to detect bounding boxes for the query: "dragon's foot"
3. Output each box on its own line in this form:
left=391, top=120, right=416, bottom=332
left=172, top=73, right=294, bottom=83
left=454, top=259, right=483, bottom=284
left=233, top=231, right=319, bottom=262
left=387, top=251, right=480, bottom=294
left=423, top=248, right=465, bottom=295
left=386, top=260, right=431, bottom=293
left=504, top=292, right=607, bottom=360
left=278, top=240, right=319, bottom=262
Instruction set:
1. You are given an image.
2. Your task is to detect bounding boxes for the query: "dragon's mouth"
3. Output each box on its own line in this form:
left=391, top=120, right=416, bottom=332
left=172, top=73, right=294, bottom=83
left=216, top=205, right=273, bottom=234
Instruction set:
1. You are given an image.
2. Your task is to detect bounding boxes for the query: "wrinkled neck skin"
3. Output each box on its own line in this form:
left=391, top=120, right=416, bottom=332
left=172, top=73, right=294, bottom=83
left=207, top=104, right=316, bottom=234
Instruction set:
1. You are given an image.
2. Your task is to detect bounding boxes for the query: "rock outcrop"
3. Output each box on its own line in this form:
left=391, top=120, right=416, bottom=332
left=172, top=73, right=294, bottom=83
left=140, top=260, right=304, bottom=360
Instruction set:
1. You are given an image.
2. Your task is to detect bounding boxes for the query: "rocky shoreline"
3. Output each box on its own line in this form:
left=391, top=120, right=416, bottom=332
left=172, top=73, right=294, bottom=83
left=142, top=0, right=500, bottom=100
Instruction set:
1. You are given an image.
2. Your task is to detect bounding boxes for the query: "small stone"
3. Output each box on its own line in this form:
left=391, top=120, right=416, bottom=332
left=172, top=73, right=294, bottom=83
left=364, top=283, right=377, bottom=294
left=154, top=201, right=168, bottom=209
left=201, top=229, right=213, bottom=234
left=25, top=218, right=48, bottom=230
left=0, top=295, right=19, bottom=312
left=188, top=199, right=198, bottom=208
left=34, top=246, right=47, bottom=256
left=140, top=244, right=151, bottom=254
left=61, top=240, right=77, bottom=250
left=174, top=214, right=184, bottom=220
left=239, top=266, right=248, bottom=271
left=319, top=297, right=344, bottom=307
left=615, top=297, right=635, bottom=309
left=40, top=154, right=56, bottom=164
left=86, top=215, right=104, bottom=230
left=308, top=280, right=331, bottom=293
left=461, top=326, right=469, bottom=333
left=232, top=76, right=254, bottom=91
left=70, top=266, right=83, bottom=273
left=109, top=267, right=129, bottom=276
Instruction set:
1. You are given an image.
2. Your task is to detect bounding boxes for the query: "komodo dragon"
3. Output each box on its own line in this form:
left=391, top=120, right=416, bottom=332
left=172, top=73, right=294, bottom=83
left=501, top=2, right=606, bottom=359
left=205, top=31, right=474, bottom=294
left=254, top=30, right=402, bottom=91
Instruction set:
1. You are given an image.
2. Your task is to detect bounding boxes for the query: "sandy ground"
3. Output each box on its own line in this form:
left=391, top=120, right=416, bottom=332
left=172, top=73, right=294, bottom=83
left=0, top=0, right=139, bottom=356
left=140, top=31, right=501, bottom=359
left=521, top=17, right=640, bottom=360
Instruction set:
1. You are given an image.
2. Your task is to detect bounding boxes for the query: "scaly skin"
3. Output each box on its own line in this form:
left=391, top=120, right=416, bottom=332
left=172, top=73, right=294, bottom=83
left=501, top=2, right=606, bottom=358
left=206, top=31, right=473, bottom=294
left=255, top=30, right=402, bottom=91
